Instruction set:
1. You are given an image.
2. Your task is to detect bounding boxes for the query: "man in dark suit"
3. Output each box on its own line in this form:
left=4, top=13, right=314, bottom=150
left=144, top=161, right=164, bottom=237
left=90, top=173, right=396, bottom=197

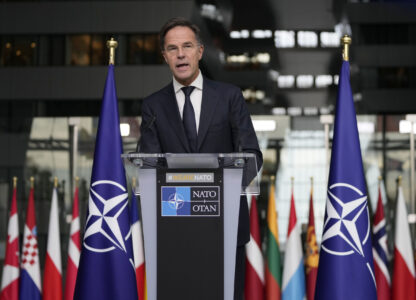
left=139, top=17, right=263, bottom=300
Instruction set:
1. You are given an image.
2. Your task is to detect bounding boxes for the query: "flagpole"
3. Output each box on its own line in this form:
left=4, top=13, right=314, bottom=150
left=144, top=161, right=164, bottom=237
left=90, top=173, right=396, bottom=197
left=406, top=114, right=416, bottom=241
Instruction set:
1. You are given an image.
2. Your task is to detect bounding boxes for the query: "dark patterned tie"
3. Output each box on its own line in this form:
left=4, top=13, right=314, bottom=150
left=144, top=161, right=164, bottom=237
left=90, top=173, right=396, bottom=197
left=181, top=86, right=197, bottom=152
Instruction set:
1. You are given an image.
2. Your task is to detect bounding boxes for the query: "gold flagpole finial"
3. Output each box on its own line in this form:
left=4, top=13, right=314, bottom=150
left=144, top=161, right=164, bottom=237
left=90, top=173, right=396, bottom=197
left=341, top=35, right=352, bottom=62
left=13, top=177, right=17, bottom=188
left=54, top=177, right=58, bottom=188
left=107, top=38, right=118, bottom=65
left=310, top=176, right=314, bottom=185
left=30, top=176, right=34, bottom=188
left=291, top=176, right=294, bottom=188
left=398, top=175, right=402, bottom=186
left=378, top=176, right=382, bottom=182
left=75, top=176, right=79, bottom=188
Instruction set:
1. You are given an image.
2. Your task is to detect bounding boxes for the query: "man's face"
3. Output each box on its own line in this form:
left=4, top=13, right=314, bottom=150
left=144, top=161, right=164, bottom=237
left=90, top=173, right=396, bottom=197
left=162, top=26, right=204, bottom=86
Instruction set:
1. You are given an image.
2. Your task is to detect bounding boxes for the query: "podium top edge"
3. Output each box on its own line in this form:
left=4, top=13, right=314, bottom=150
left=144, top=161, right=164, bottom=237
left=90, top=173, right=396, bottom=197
left=122, top=153, right=256, bottom=158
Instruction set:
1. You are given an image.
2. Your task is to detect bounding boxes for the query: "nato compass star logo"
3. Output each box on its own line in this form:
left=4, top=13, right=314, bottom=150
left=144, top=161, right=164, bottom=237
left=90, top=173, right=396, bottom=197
left=321, top=182, right=370, bottom=256
left=321, top=182, right=376, bottom=285
left=83, top=180, right=130, bottom=254
left=168, top=192, right=185, bottom=210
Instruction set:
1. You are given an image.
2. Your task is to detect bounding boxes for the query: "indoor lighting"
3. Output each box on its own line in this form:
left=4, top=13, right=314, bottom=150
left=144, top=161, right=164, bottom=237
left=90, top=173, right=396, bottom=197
left=252, top=120, right=276, bottom=132
left=297, top=75, right=314, bottom=88
left=316, top=75, right=333, bottom=88
left=272, top=107, right=286, bottom=115
left=357, top=121, right=375, bottom=134
left=399, top=120, right=416, bottom=134
left=252, top=30, right=273, bottom=39
left=274, top=30, right=295, bottom=48
left=320, top=31, right=340, bottom=47
left=277, top=75, right=295, bottom=88
left=297, top=31, right=318, bottom=48
left=120, top=123, right=130, bottom=136
left=287, top=107, right=302, bottom=116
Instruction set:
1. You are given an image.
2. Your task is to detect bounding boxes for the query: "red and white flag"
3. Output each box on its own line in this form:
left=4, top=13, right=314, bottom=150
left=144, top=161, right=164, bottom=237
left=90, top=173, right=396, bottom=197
left=131, top=192, right=146, bottom=300
left=245, top=195, right=265, bottom=300
left=0, top=180, right=19, bottom=300
left=64, top=184, right=81, bottom=300
left=392, top=185, right=416, bottom=299
left=42, top=184, right=63, bottom=300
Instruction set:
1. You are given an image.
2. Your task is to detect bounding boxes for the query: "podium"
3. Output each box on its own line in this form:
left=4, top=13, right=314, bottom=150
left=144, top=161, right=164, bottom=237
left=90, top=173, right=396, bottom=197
left=123, top=153, right=260, bottom=300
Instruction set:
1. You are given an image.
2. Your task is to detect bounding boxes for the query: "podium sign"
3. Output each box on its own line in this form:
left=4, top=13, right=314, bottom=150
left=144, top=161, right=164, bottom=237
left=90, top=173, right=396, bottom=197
left=123, top=153, right=259, bottom=300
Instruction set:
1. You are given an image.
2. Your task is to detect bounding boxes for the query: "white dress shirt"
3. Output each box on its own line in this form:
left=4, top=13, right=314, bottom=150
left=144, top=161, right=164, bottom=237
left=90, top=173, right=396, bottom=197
left=173, top=71, right=203, bottom=133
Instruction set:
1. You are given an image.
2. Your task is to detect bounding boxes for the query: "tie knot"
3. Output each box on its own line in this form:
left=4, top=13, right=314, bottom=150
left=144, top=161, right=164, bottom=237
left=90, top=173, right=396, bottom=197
left=181, top=86, right=195, bottom=97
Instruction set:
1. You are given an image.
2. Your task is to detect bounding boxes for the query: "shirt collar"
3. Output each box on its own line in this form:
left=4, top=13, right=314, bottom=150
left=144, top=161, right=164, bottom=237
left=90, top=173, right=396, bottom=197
left=173, top=71, right=203, bottom=94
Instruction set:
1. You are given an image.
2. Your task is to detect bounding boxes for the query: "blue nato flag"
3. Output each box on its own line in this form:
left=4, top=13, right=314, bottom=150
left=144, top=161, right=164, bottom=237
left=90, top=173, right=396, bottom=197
left=74, top=64, right=138, bottom=300
left=314, top=61, right=377, bottom=300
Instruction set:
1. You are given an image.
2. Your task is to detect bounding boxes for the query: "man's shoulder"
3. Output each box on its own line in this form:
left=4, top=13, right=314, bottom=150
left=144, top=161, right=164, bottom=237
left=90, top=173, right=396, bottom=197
left=204, top=77, right=240, bottom=92
left=143, top=82, right=172, bottom=105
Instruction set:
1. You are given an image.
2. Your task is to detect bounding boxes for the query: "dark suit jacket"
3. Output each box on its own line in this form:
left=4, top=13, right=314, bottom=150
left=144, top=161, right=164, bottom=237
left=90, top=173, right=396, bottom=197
left=139, top=76, right=263, bottom=245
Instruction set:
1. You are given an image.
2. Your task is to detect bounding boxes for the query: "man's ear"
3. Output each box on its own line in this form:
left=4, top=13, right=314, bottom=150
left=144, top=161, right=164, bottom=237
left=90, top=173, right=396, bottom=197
left=198, top=45, right=204, bottom=60
left=162, top=51, right=168, bottom=64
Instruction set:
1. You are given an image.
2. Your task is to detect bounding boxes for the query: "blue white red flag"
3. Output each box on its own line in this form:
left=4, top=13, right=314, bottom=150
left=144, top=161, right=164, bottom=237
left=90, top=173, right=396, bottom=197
left=19, top=186, right=41, bottom=300
left=314, top=61, right=377, bottom=300
left=282, top=187, right=305, bottom=300
left=130, top=192, right=146, bottom=300
left=73, top=64, right=138, bottom=300
left=372, top=180, right=390, bottom=300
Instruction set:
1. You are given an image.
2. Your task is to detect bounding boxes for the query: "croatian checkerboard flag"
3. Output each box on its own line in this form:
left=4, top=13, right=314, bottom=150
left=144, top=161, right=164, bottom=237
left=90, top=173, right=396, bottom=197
left=19, top=186, right=41, bottom=300
left=130, top=192, right=146, bottom=300
left=314, top=60, right=377, bottom=300
left=372, top=181, right=390, bottom=300
left=73, top=64, right=138, bottom=300
left=282, top=189, right=305, bottom=300
left=64, top=185, right=80, bottom=300
left=42, top=186, right=62, bottom=300
left=0, top=183, right=19, bottom=300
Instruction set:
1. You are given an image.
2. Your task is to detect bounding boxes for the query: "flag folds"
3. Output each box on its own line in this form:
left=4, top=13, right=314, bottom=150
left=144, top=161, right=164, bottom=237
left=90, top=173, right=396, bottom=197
left=305, top=184, right=318, bottom=300
left=43, top=186, right=63, bottom=300
left=245, top=195, right=265, bottom=300
left=315, top=61, right=377, bottom=300
left=282, top=188, right=305, bottom=300
left=372, top=180, right=390, bottom=300
left=19, top=186, right=41, bottom=300
left=392, top=185, right=416, bottom=300
left=74, top=64, right=138, bottom=300
left=265, top=181, right=282, bottom=300
left=0, top=183, right=19, bottom=300
left=130, top=192, right=146, bottom=300
left=64, top=185, right=81, bottom=300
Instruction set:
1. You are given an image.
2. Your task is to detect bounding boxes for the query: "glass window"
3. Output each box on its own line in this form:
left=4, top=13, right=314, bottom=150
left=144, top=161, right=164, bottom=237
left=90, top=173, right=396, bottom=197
left=359, top=24, right=409, bottom=45
left=128, top=34, right=163, bottom=65
left=0, top=36, right=38, bottom=66
left=69, top=34, right=106, bottom=66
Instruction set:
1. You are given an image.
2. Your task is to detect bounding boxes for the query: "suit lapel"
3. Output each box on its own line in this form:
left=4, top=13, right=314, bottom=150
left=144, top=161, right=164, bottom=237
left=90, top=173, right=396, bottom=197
left=161, top=83, right=190, bottom=152
left=197, top=79, right=220, bottom=151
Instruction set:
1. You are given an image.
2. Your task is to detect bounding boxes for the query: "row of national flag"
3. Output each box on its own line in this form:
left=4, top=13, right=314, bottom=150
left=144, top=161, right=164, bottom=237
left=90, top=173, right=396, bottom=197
left=244, top=59, right=416, bottom=300
left=0, top=175, right=146, bottom=300
left=0, top=178, right=80, bottom=300
left=244, top=175, right=416, bottom=300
